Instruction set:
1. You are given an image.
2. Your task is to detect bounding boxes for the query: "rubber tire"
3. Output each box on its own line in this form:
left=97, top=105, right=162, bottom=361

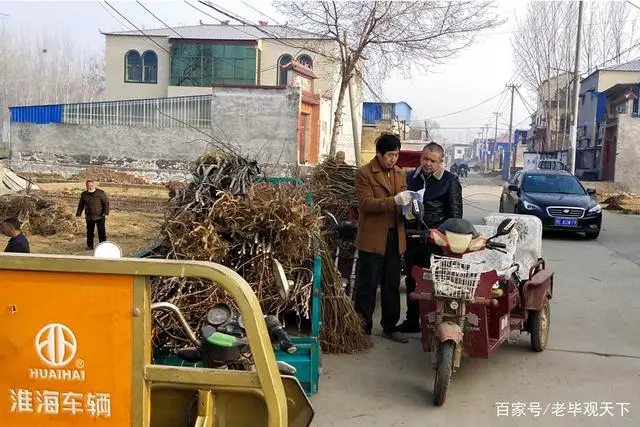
left=529, top=299, right=550, bottom=352
left=585, top=231, right=600, bottom=240
left=433, top=341, right=454, bottom=406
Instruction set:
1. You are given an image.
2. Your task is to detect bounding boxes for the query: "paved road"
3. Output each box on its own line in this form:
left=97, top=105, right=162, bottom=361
left=311, top=179, right=640, bottom=427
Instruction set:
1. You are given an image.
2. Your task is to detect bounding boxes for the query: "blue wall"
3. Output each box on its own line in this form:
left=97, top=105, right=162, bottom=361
left=394, top=102, right=412, bottom=122
left=362, top=102, right=412, bottom=124
left=10, top=105, right=64, bottom=124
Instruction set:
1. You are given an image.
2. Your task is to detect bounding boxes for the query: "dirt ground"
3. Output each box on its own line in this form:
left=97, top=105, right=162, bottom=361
left=3, top=179, right=168, bottom=256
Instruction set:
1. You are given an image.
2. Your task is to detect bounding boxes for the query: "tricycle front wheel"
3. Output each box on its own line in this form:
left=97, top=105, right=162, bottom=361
left=529, top=298, right=550, bottom=352
left=433, top=341, right=454, bottom=406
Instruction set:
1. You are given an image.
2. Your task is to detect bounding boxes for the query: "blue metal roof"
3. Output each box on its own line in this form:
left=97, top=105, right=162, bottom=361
left=10, top=105, right=64, bottom=124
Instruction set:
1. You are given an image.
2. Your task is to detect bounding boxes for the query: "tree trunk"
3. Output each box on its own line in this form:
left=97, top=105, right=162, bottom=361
left=328, top=75, right=351, bottom=159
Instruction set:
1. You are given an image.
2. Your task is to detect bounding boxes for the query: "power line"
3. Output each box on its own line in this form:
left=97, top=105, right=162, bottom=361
left=183, top=0, right=300, bottom=74
left=238, top=0, right=281, bottom=25
left=136, top=1, right=184, bottom=39
left=424, top=89, right=507, bottom=121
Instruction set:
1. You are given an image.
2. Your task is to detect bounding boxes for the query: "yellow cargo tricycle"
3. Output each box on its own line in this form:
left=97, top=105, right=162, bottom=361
left=0, top=242, right=314, bottom=427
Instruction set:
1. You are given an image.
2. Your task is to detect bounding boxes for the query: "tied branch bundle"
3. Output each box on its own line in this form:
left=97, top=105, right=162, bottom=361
left=151, top=151, right=370, bottom=354
left=308, top=159, right=359, bottom=221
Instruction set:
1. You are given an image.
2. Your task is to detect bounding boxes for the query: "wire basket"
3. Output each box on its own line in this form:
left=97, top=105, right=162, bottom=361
left=430, top=255, right=485, bottom=300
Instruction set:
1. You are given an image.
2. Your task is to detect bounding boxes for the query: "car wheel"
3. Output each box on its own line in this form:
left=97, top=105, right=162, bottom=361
left=585, top=231, right=600, bottom=240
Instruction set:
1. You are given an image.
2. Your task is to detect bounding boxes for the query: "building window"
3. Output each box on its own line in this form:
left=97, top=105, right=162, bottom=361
left=297, top=54, right=313, bottom=69
left=142, top=50, right=158, bottom=83
left=170, top=43, right=256, bottom=87
left=125, top=50, right=142, bottom=82
left=277, top=54, right=292, bottom=86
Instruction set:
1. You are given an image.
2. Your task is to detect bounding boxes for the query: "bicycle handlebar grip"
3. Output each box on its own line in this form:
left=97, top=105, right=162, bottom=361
left=489, top=241, right=507, bottom=249
left=264, top=315, right=297, bottom=354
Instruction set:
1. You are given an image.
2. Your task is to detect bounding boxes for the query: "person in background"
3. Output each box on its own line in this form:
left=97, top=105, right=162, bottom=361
left=76, top=179, right=110, bottom=250
left=335, top=151, right=346, bottom=165
left=397, top=142, right=463, bottom=333
left=354, top=134, right=413, bottom=343
left=2, top=217, right=30, bottom=253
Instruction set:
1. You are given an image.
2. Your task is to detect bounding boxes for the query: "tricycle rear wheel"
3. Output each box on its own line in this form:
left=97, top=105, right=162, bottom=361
left=433, top=341, right=454, bottom=406
left=529, top=298, right=550, bottom=352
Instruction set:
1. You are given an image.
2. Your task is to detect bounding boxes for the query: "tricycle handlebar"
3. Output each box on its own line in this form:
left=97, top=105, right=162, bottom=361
left=151, top=302, right=200, bottom=345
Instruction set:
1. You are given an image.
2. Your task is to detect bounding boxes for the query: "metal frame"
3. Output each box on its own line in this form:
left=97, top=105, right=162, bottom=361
left=0, top=253, right=289, bottom=427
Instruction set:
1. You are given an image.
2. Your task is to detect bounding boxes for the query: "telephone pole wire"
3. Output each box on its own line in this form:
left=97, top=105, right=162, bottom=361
left=569, top=1, right=584, bottom=175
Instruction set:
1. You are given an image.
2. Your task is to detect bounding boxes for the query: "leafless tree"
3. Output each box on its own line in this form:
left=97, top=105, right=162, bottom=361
left=0, top=24, right=105, bottom=143
left=275, top=1, right=502, bottom=159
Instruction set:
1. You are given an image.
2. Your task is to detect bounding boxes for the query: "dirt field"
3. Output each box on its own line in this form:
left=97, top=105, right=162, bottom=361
left=1, top=178, right=168, bottom=257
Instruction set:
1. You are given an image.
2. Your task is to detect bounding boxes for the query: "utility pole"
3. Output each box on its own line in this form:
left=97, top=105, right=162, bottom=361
left=569, top=1, right=584, bottom=175
left=506, top=84, right=518, bottom=181
left=348, top=72, right=362, bottom=167
left=492, top=112, right=499, bottom=174
left=483, top=124, right=490, bottom=173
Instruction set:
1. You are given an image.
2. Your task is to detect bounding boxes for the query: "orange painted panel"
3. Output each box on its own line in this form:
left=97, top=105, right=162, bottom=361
left=0, top=271, right=134, bottom=426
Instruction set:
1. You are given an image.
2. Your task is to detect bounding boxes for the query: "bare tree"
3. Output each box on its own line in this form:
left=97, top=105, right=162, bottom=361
left=0, top=24, right=105, bottom=143
left=275, top=1, right=502, bottom=159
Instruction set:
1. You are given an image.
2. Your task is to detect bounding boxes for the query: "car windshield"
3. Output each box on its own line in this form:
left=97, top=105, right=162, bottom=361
left=522, top=174, right=585, bottom=195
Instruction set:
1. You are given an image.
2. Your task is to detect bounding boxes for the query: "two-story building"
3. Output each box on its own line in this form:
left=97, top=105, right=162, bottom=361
left=101, top=23, right=363, bottom=164
left=576, top=58, right=640, bottom=180
left=532, top=73, right=573, bottom=152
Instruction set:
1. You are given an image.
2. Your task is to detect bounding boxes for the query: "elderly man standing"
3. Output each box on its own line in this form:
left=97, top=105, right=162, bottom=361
left=335, top=151, right=346, bottom=165
left=354, top=134, right=413, bottom=343
left=76, top=179, right=110, bottom=250
left=397, top=142, right=463, bottom=333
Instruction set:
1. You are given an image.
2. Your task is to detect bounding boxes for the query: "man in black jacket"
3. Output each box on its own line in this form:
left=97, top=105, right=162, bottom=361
left=76, top=179, right=110, bottom=250
left=397, top=142, right=463, bottom=333
left=2, top=217, right=30, bottom=253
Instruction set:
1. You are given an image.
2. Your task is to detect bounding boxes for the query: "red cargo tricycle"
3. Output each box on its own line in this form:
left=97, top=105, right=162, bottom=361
left=408, top=215, right=554, bottom=406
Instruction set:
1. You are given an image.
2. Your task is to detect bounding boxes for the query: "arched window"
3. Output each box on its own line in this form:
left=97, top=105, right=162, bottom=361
left=277, top=54, right=293, bottom=85
left=125, top=50, right=142, bottom=82
left=142, top=50, right=158, bottom=83
left=297, top=54, right=313, bottom=69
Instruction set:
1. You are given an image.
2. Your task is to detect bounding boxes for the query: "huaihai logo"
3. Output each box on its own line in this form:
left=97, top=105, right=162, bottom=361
left=35, top=323, right=77, bottom=367
left=31, top=323, right=85, bottom=381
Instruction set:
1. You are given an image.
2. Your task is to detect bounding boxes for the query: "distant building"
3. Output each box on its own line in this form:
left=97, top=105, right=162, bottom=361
left=360, top=101, right=412, bottom=162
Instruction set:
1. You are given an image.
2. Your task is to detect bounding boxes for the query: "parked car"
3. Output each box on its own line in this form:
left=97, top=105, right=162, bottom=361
left=499, top=169, right=602, bottom=239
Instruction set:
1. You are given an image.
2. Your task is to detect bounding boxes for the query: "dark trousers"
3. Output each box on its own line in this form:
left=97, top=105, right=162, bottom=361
left=403, top=238, right=442, bottom=325
left=354, top=229, right=401, bottom=334
left=86, top=218, right=107, bottom=248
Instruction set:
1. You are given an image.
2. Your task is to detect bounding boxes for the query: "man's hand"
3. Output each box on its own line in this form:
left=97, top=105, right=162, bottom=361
left=394, top=190, right=413, bottom=207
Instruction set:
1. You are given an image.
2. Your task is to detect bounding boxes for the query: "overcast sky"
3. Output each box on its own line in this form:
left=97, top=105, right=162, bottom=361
left=1, top=0, right=535, bottom=143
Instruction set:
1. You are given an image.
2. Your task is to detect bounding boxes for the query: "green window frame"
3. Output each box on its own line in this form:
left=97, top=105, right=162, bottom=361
left=170, top=43, right=256, bottom=87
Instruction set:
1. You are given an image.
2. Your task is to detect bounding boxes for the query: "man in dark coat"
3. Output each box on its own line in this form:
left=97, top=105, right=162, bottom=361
left=354, top=134, right=413, bottom=343
left=2, top=217, right=30, bottom=253
left=76, top=179, right=110, bottom=250
left=397, top=142, right=463, bottom=333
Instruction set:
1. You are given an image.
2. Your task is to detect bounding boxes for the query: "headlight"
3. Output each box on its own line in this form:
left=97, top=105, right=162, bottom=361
left=588, top=204, right=602, bottom=214
left=522, top=200, right=540, bottom=211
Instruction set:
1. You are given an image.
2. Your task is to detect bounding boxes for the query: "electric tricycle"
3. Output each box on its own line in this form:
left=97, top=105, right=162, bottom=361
left=407, top=205, right=554, bottom=406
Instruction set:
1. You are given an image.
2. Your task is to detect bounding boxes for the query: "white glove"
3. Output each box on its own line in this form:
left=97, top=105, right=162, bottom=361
left=394, top=190, right=412, bottom=206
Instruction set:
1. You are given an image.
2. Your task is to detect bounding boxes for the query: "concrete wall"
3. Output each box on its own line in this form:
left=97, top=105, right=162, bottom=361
left=105, top=35, right=171, bottom=100
left=9, top=86, right=301, bottom=181
left=210, top=85, right=300, bottom=176
left=614, top=115, right=640, bottom=192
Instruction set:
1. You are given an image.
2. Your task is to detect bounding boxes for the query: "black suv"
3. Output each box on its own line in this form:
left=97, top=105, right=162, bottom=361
left=499, top=169, right=602, bottom=239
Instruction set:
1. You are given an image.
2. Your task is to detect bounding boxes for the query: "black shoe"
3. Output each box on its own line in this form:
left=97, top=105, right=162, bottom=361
left=382, top=331, right=409, bottom=343
left=397, top=320, right=421, bottom=334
